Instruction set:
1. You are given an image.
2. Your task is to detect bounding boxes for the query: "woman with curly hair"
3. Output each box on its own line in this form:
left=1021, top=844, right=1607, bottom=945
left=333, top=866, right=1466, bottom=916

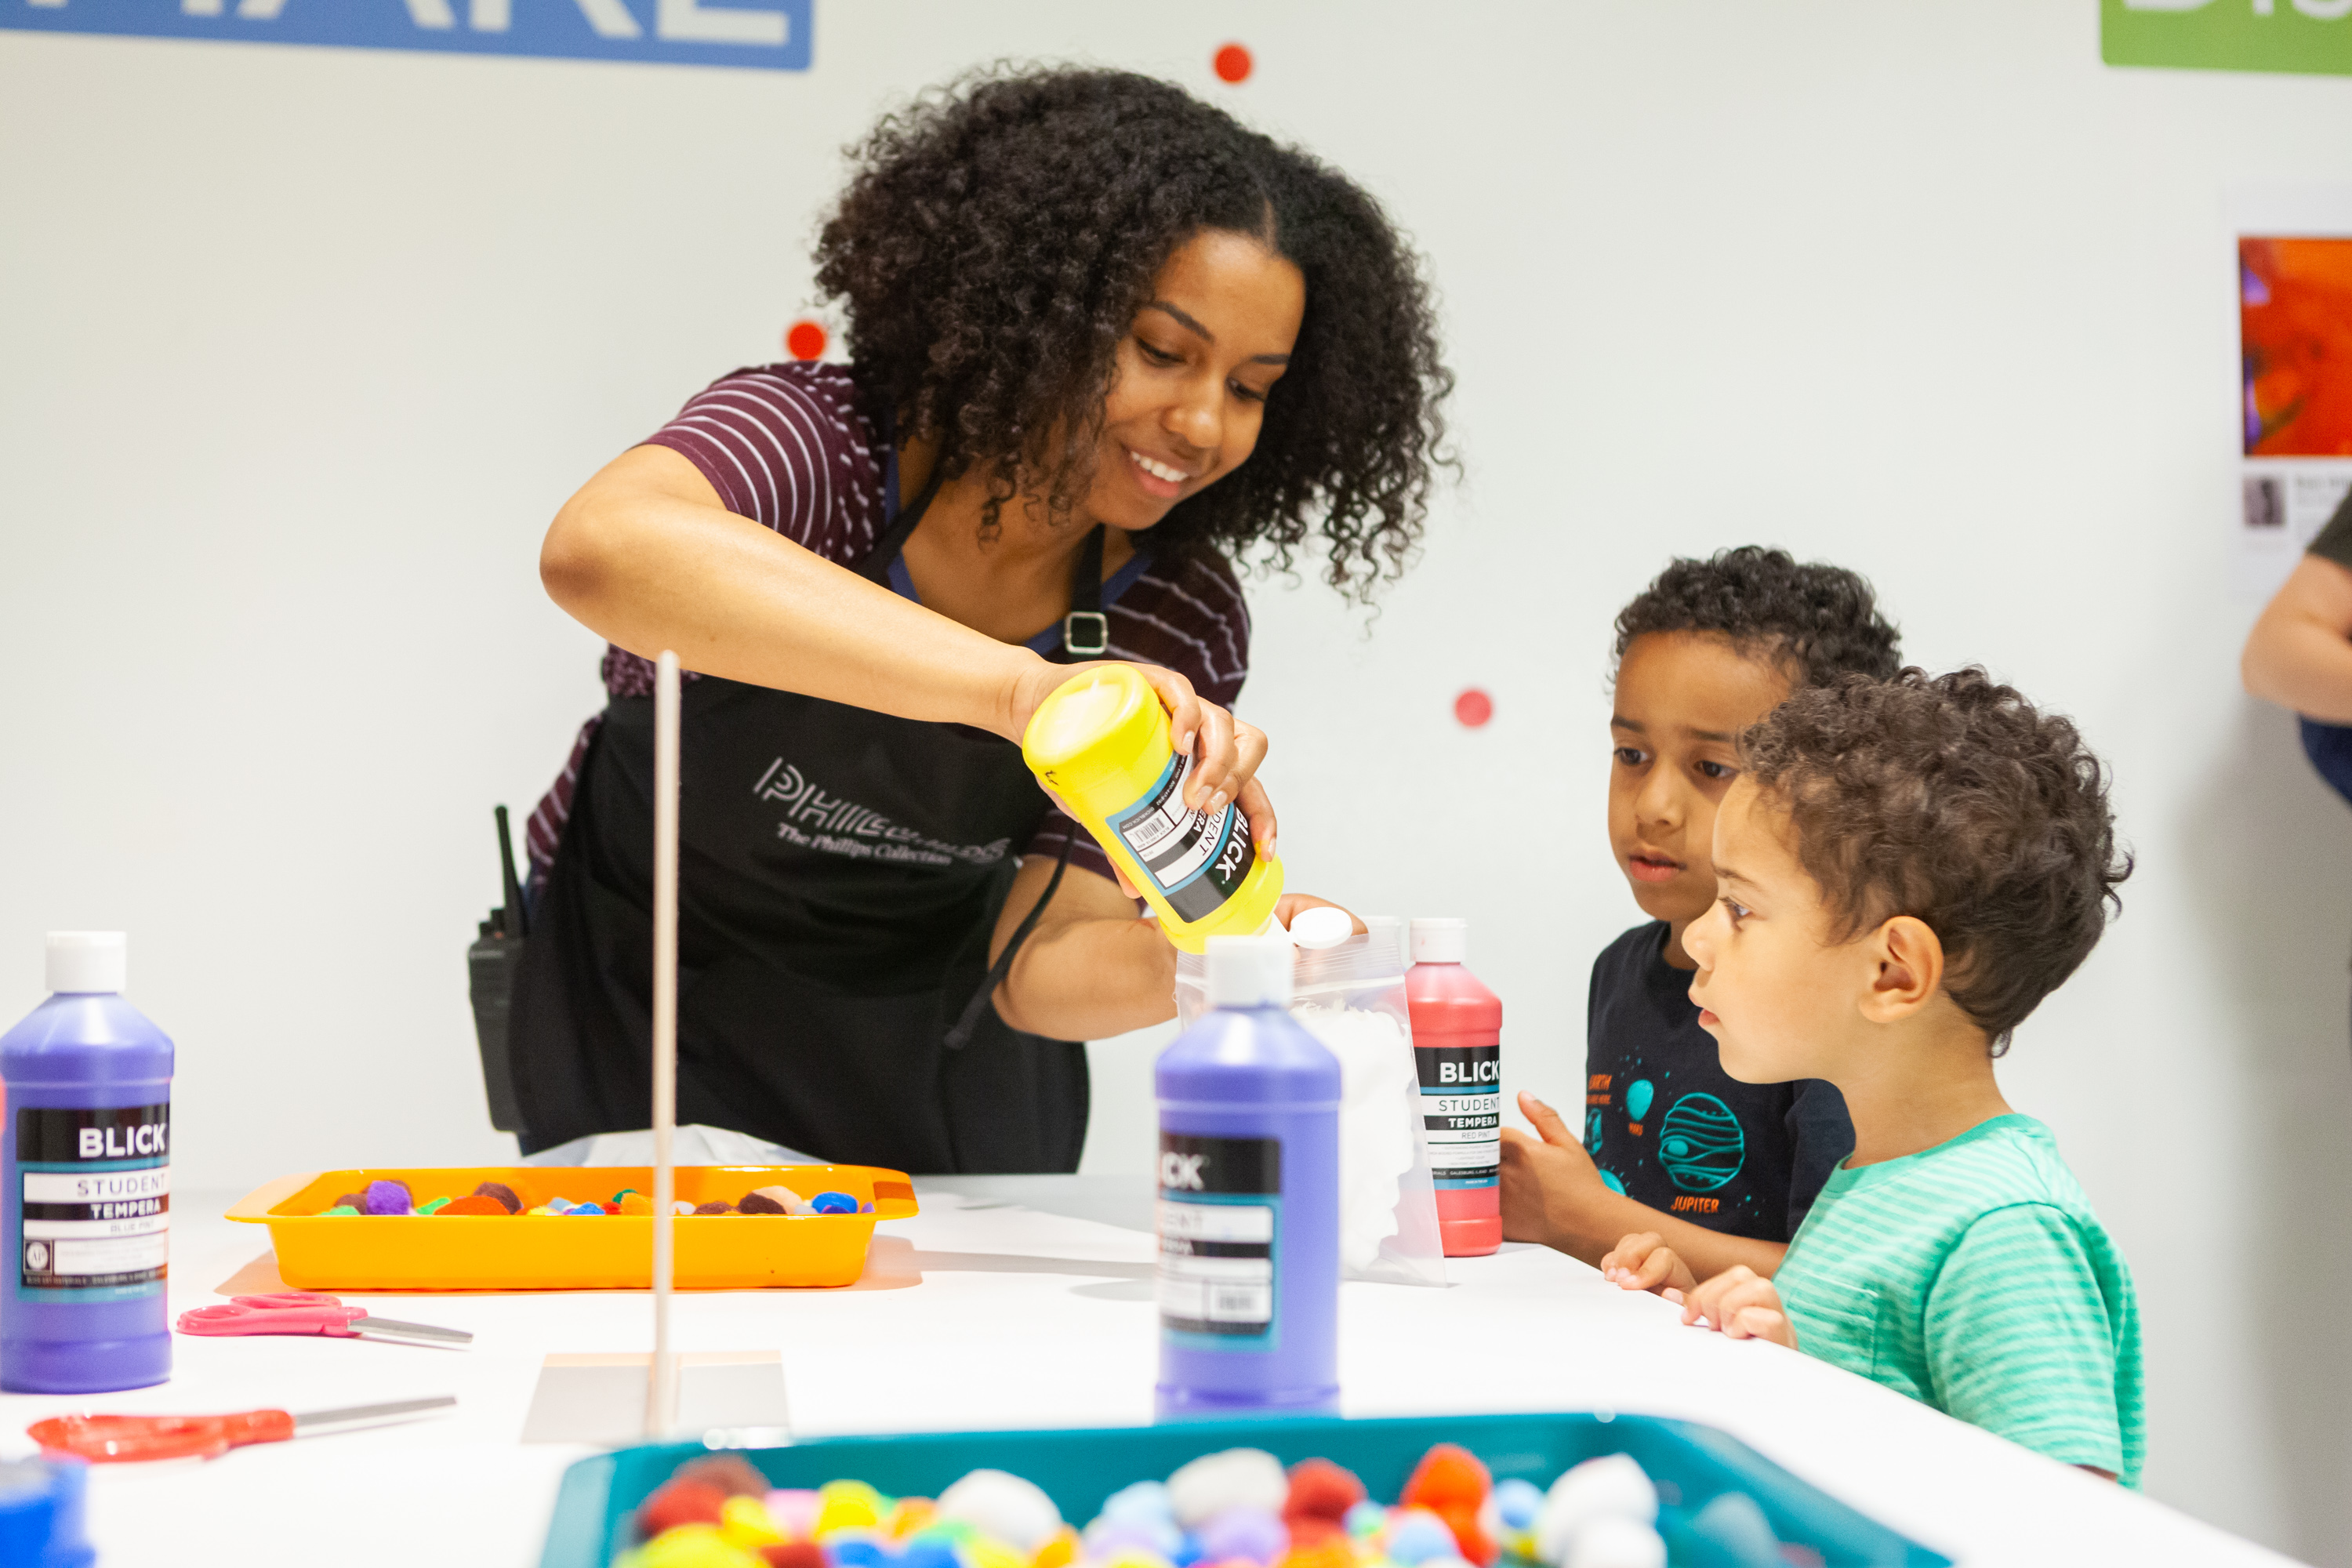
left=510, top=65, right=1452, bottom=1173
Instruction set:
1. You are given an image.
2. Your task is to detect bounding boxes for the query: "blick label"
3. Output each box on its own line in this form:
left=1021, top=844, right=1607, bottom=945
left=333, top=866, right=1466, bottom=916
left=1158, top=1131, right=1278, bottom=1341
left=17, top=1105, right=170, bottom=1299
left=1112, top=752, right=1255, bottom=923
left=1416, top=1046, right=1501, bottom=1190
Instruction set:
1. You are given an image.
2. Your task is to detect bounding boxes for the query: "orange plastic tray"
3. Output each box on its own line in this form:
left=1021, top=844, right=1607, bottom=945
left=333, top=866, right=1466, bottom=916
left=225, top=1165, right=917, bottom=1290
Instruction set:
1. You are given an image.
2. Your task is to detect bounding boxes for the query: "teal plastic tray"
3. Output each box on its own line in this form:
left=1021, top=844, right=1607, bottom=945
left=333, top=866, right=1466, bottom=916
left=539, top=1412, right=1950, bottom=1568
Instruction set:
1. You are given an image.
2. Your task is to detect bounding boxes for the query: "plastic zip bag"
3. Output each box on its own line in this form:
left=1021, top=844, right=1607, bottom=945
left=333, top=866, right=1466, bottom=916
left=1176, top=933, right=1446, bottom=1287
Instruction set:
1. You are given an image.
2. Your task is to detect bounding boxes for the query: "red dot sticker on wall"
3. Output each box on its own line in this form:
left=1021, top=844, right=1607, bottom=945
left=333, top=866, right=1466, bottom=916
left=1213, top=43, right=1252, bottom=84
left=1454, top=688, right=1494, bottom=728
left=786, top=320, right=829, bottom=361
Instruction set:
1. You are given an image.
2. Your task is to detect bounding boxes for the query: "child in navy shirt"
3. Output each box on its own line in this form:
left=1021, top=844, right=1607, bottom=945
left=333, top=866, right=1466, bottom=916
left=1500, top=547, right=1896, bottom=1281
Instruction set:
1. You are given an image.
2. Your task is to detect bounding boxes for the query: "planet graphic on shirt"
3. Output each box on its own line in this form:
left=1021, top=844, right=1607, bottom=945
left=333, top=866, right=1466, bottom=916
left=1585, top=1109, right=1603, bottom=1152
left=1626, top=1078, right=1655, bottom=1121
left=1600, top=1169, right=1626, bottom=1196
left=1657, top=1092, right=1745, bottom=1192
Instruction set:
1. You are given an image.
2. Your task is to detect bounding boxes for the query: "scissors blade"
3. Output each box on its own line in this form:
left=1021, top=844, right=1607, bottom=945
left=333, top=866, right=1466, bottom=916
left=288, top=1396, right=458, bottom=1435
left=348, top=1316, right=474, bottom=1345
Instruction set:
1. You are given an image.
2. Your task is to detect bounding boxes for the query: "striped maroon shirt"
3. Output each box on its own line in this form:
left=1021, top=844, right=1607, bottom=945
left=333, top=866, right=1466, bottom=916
left=528, top=361, right=1254, bottom=889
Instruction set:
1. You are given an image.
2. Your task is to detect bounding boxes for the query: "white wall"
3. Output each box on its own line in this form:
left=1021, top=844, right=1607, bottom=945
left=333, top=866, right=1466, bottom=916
left=3, top=2, right=2348, bottom=1560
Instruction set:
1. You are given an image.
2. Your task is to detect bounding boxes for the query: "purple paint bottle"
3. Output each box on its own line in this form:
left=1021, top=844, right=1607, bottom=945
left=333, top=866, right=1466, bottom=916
left=1156, top=934, right=1339, bottom=1417
left=2, top=934, right=173, bottom=1394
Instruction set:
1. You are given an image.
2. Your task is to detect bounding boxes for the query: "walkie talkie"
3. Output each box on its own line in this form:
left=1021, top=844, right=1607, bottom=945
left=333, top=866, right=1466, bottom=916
left=466, top=805, right=530, bottom=1136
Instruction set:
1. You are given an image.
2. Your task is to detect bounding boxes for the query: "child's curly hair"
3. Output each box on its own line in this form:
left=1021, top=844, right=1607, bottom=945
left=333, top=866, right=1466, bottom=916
left=1613, top=546, right=1900, bottom=688
left=814, top=64, right=1454, bottom=601
left=1740, top=668, right=2132, bottom=1053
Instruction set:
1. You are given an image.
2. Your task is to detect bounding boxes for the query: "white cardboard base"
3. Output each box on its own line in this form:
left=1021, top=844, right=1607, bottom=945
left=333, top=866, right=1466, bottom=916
left=519, top=1350, right=789, bottom=1446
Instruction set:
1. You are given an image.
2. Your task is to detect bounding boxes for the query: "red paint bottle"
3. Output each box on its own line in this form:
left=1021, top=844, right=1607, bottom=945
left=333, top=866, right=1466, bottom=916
left=1406, top=919, right=1501, bottom=1256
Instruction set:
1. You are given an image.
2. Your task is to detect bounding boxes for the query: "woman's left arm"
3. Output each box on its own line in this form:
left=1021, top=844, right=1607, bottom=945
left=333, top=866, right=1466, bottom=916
left=989, top=859, right=1359, bottom=1040
left=989, top=859, right=1177, bottom=1040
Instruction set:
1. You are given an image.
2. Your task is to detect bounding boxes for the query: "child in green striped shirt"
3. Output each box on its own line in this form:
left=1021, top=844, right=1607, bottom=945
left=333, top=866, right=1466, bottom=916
left=1600, top=668, right=2143, bottom=1485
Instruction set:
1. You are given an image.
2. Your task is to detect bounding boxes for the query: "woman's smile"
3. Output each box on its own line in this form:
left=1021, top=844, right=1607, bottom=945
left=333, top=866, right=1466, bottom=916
left=1125, top=445, right=1195, bottom=499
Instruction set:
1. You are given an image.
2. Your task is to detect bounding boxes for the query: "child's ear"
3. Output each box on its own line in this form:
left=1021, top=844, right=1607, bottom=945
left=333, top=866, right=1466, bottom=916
left=1859, top=915, right=1945, bottom=1022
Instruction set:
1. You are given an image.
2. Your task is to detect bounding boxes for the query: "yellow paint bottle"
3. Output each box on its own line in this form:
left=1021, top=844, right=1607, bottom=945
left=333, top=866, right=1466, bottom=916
left=1022, top=666, right=1283, bottom=953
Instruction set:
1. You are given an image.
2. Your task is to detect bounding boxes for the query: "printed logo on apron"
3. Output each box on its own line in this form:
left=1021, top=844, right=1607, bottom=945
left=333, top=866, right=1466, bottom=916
left=754, top=759, right=1012, bottom=869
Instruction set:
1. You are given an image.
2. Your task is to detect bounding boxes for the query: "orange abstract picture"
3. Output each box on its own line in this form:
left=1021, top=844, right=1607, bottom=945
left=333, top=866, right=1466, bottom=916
left=2242, top=237, right=2352, bottom=457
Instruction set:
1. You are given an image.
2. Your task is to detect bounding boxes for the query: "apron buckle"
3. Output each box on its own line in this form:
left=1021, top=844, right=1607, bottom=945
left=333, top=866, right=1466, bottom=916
left=1062, top=611, right=1109, bottom=657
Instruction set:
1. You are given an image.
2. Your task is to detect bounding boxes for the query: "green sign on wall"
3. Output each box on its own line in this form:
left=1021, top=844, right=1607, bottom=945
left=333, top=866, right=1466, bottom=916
left=2103, top=0, right=2352, bottom=77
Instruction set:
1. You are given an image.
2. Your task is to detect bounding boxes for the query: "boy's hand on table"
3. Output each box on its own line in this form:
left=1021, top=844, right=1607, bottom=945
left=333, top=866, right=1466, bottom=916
left=1675, top=1265, right=1798, bottom=1349
left=1600, top=1232, right=1696, bottom=1296
left=1500, top=1092, right=1614, bottom=1247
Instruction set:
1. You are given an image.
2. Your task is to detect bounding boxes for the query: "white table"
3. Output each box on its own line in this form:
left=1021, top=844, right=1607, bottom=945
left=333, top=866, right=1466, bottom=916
left=0, top=1177, right=2292, bottom=1568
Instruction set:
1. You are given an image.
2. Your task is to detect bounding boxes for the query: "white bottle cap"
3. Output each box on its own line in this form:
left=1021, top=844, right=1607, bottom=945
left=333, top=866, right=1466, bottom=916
left=1410, top=917, right=1468, bottom=964
left=47, top=932, right=126, bottom=995
left=1285, top=906, right=1355, bottom=952
left=1207, top=935, right=1294, bottom=1009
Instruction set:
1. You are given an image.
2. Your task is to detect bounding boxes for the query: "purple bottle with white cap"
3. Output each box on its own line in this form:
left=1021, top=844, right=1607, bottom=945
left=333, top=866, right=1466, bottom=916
left=1, top=934, right=174, bottom=1393
left=1155, top=934, right=1340, bottom=1416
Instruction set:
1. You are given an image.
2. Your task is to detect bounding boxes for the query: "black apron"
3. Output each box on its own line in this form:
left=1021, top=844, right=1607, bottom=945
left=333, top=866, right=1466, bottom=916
left=507, top=458, right=1106, bottom=1174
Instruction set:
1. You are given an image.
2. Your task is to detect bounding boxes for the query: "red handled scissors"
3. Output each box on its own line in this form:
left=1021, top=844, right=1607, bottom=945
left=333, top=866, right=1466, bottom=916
left=175, top=1291, right=471, bottom=1347
left=28, top=1396, right=457, bottom=1462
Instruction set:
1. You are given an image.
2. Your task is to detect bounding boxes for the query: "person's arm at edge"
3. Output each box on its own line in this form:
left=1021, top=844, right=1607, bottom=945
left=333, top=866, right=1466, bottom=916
left=2241, top=552, right=2352, bottom=723
left=1500, top=1091, right=1791, bottom=1280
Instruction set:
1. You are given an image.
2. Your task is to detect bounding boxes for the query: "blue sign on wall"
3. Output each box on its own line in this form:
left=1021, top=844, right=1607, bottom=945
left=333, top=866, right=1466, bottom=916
left=0, top=0, right=811, bottom=71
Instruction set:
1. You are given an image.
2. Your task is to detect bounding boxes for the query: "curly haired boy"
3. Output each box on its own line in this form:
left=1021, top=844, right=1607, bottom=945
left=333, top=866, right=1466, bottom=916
left=1606, top=669, right=2143, bottom=1485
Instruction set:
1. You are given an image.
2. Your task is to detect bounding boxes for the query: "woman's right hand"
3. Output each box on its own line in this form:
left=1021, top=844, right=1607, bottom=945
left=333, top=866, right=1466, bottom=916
left=1009, top=659, right=1277, bottom=858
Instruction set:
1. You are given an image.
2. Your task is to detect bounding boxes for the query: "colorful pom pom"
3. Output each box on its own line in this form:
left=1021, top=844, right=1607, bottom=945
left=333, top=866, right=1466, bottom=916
left=1196, top=1508, right=1286, bottom=1566
left=1276, top=1530, right=1356, bottom=1568
left=619, top=1192, right=656, bottom=1216
left=638, top=1525, right=765, bottom=1568
left=1384, top=1510, right=1460, bottom=1566
left=1492, top=1480, right=1541, bottom=1534
left=437, top=1193, right=509, bottom=1215
left=1167, top=1451, right=1287, bottom=1529
left=1401, top=1445, right=1494, bottom=1565
left=936, top=1469, right=1063, bottom=1553
left=640, top=1479, right=731, bottom=1540
left=739, top=1192, right=789, bottom=1216
left=761, top=1543, right=826, bottom=1568
left=809, top=1192, right=859, bottom=1215
left=361, top=1180, right=414, bottom=1216
left=677, top=1455, right=771, bottom=1499
left=959, top=1535, right=1031, bottom=1568
left=719, top=1495, right=785, bottom=1550
left=884, top=1497, right=937, bottom=1541
left=752, top=1185, right=817, bottom=1216
left=1032, top=1524, right=1081, bottom=1568
left=320, top=1205, right=358, bottom=1217
left=474, top=1181, right=524, bottom=1214
left=764, top=1489, right=821, bottom=1539
left=813, top=1479, right=885, bottom=1537
left=1282, top=1461, right=1364, bottom=1530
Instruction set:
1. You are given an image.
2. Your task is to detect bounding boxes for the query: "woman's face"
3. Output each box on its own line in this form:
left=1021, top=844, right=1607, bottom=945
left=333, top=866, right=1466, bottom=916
left=1084, top=227, right=1305, bottom=532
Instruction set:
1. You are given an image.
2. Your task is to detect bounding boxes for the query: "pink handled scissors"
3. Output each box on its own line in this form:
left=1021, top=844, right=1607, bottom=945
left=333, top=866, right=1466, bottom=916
left=175, top=1291, right=472, bottom=1347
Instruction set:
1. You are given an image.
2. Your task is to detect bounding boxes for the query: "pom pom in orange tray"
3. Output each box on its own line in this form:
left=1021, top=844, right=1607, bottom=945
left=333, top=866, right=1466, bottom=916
left=434, top=1194, right=510, bottom=1216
